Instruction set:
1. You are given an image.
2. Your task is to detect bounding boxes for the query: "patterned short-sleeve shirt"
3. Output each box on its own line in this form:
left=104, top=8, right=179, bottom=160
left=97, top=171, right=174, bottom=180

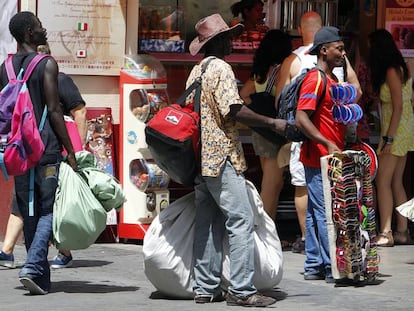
left=185, top=57, right=247, bottom=177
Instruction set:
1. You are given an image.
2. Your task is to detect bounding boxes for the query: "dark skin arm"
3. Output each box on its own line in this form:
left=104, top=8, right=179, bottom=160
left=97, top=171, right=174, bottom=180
left=43, top=59, right=77, bottom=170
left=229, top=104, right=287, bottom=136
left=295, top=109, right=341, bottom=154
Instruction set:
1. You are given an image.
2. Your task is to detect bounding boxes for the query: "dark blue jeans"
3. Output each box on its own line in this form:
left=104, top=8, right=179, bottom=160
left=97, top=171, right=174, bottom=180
left=15, top=155, right=61, bottom=291
left=304, top=166, right=331, bottom=277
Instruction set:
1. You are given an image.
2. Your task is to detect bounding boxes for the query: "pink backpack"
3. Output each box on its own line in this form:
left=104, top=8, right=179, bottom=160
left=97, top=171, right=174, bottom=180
left=0, top=54, right=48, bottom=180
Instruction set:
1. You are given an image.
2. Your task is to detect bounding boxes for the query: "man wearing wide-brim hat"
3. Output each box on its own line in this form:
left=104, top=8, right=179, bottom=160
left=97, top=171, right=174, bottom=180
left=295, top=26, right=347, bottom=282
left=186, top=13, right=285, bottom=307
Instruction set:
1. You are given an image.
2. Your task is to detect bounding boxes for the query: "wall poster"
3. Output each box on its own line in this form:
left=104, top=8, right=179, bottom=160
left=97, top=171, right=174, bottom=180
left=38, top=0, right=126, bottom=75
left=385, top=0, right=414, bottom=57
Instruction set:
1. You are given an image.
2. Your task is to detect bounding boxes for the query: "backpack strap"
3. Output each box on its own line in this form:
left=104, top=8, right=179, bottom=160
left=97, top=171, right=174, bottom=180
left=4, top=54, right=49, bottom=82
left=175, top=80, right=201, bottom=106
left=309, top=67, right=327, bottom=115
left=4, top=56, right=17, bottom=81
left=176, top=56, right=215, bottom=112
left=22, top=54, right=49, bottom=81
left=193, top=56, right=215, bottom=114
left=28, top=169, right=36, bottom=216
left=0, top=154, right=7, bottom=181
left=264, top=64, right=280, bottom=94
left=25, top=55, right=49, bottom=217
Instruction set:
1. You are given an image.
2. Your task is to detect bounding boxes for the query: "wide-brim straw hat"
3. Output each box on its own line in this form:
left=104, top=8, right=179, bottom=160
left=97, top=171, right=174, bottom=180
left=189, top=13, right=243, bottom=56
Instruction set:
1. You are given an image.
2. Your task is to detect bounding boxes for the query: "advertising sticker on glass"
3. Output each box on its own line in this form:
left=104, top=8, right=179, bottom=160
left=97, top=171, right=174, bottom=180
left=385, top=0, right=414, bottom=57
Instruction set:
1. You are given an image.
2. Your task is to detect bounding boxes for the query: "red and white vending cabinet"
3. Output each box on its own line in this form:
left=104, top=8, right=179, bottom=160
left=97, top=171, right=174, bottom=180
left=118, top=54, right=170, bottom=240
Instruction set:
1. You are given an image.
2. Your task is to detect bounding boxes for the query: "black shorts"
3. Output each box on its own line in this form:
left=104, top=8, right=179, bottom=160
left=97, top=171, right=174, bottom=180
left=11, top=189, right=20, bottom=216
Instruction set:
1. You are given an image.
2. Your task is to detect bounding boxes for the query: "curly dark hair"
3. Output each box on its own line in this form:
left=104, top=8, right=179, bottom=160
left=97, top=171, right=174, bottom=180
left=368, top=28, right=410, bottom=94
left=9, top=11, right=38, bottom=44
left=251, top=29, right=292, bottom=84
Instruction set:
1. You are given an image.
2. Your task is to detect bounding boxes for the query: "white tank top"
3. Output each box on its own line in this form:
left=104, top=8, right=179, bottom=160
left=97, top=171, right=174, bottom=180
left=292, top=44, right=317, bottom=81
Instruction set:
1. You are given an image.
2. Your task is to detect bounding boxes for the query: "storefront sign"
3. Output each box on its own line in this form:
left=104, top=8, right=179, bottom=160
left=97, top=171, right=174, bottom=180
left=385, top=0, right=414, bottom=57
left=38, top=0, right=126, bottom=75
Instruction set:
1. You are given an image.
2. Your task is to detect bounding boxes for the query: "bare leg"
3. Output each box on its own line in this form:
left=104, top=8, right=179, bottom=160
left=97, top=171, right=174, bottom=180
left=375, top=153, right=398, bottom=245
left=294, top=185, right=307, bottom=239
left=2, top=213, right=23, bottom=254
left=259, top=156, right=284, bottom=221
left=392, top=155, right=409, bottom=243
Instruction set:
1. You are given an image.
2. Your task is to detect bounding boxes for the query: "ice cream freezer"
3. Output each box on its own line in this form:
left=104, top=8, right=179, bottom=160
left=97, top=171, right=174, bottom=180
left=118, top=54, right=170, bottom=240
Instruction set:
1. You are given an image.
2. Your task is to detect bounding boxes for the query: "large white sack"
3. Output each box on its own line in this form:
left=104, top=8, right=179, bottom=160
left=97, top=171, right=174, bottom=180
left=221, top=180, right=283, bottom=290
left=143, top=192, right=196, bottom=298
left=143, top=180, right=283, bottom=298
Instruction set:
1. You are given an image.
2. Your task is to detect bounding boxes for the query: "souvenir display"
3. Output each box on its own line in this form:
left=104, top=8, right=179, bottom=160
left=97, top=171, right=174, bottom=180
left=86, top=112, right=115, bottom=176
left=322, top=151, right=379, bottom=283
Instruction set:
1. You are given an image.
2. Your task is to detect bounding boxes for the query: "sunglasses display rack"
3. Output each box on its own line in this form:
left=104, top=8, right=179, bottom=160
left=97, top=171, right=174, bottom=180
left=321, top=151, right=379, bottom=283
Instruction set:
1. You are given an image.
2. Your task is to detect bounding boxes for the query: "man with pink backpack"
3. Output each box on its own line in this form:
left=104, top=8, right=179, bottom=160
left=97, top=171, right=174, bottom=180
left=0, top=11, right=77, bottom=295
left=0, top=66, right=87, bottom=270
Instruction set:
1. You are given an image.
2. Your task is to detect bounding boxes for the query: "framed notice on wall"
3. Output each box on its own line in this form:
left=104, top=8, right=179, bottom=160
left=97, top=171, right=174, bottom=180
left=384, top=0, right=414, bottom=57
left=38, top=0, right=126, bottom=75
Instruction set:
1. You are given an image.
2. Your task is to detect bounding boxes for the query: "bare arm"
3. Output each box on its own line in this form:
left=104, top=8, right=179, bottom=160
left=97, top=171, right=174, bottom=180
left=229, top=104, right=287, bottom=136
left=70, top=104, right=87, bottom=145
left=239, top=78, right=256, bottom=105
left=43, top=59, right=77, bottom=170
left=296, top=110, right=341, bottom=154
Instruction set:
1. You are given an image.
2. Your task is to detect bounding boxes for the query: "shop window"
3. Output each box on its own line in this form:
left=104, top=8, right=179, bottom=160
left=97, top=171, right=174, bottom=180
left=280, top=0, right=338, bottom=34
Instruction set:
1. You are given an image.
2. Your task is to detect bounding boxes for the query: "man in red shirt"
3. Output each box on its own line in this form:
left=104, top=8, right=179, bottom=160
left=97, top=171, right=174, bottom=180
left=295, top=26, right=346, bottom=283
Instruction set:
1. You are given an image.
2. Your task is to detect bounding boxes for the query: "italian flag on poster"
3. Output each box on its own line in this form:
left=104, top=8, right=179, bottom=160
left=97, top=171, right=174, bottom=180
left=78, top=22, right=88, bottom=31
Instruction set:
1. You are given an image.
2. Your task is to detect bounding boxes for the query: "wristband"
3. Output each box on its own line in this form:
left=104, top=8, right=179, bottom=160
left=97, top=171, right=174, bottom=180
left=382, top=136, right=394, bottom=144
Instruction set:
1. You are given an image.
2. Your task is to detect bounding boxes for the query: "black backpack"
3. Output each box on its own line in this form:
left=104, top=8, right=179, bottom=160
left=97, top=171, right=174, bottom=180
left=277, top=67, right=327, bottom=141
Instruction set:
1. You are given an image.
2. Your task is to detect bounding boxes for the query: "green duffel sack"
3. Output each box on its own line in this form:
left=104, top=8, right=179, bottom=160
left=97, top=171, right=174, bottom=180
left=53, top=161, right=107, bottom=250
left=78, top=166, right=125, bottom=212
left=74, top=150, right=99, bottom=170
left=74, top=150, right=125, bottom=212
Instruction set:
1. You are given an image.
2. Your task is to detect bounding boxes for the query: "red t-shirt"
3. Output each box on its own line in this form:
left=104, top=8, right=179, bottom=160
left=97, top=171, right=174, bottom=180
left=297, top=70, right=346, bottom=168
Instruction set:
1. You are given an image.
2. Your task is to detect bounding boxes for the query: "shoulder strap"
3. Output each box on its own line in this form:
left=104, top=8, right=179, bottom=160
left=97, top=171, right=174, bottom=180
left=22, top=54, right=49, bottom=81
left=4, top=54, right=49, bottom=82
left=4, top=56, right=16, bottom=81
left=193, top=57, right=215, bottom=113
left=176, top=56, right=215, bottom=109
left=265, top=64, right=280, bottom=93
left=310, top=67, right=327, bottom=114
left=175, top=80, right=201, bottom=106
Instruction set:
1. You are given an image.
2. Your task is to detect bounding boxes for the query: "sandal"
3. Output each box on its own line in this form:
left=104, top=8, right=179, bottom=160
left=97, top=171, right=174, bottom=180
left=393, top=230, right=409, bottom=245
left=376, top=231, right=394, bottom=247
